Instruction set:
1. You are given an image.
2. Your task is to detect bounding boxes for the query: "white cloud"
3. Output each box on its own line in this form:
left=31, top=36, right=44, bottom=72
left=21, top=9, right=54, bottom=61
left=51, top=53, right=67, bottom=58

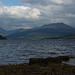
left=0, top=6, right=41, bottom=19
left=50, top=18, right=70, bottom=24
left=51, top=0, right=73, bottom=5
left=17, top=26, right=32, bottom=29
left=66, top=14, right=75, bottom=18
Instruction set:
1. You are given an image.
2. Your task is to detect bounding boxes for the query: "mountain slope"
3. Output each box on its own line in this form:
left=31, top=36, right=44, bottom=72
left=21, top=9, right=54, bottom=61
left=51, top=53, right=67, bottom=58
left=61, top=34, right=75, bottom=39
left=7, top=28, right=25, bottom=34
left=0, top=27, right=8, bottom=36
left=7, top=23, right=75, bottom=39
left=0, top=35, right=6, bottom=39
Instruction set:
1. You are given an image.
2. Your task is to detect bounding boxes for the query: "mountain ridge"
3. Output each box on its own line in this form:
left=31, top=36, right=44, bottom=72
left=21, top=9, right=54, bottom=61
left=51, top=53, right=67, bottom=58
left=7, top=28, right=25, bottom=34
left=7, top=23, right=75, bottom=39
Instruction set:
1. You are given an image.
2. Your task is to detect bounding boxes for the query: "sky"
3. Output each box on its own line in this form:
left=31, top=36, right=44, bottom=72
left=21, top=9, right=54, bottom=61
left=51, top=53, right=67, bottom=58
left=0, top=0, right=75, bottom=30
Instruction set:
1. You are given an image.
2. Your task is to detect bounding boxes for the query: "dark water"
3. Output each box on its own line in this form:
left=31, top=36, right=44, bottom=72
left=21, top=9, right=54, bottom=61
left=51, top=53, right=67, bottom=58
left=0, top=39, right=75, bottom=65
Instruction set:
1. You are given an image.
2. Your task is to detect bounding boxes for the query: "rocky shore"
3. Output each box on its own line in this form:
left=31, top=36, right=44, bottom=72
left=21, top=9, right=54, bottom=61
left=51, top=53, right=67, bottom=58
left=0, top=56, right=75, bottom=75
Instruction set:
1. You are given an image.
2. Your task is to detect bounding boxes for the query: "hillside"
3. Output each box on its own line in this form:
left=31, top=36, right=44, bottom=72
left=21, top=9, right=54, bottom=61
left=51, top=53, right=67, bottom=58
left=7, top=23, right=75, bottom=39
left=7, top=28, right=25, bottom=34
left=0, top=27, right=8, bottom=36
left=61, top=34, right=75, bottom=39
left=0, top=27, right=25, bottom=36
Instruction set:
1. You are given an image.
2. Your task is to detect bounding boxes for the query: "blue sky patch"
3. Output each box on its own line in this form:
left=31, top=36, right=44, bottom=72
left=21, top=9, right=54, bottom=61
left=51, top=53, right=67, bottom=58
left=1, top=0, right=23, bottom=6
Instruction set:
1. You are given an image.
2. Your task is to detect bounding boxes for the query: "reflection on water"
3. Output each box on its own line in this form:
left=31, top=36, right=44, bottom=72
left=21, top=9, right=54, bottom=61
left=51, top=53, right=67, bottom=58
left=0, top=39, right=75, bottom=65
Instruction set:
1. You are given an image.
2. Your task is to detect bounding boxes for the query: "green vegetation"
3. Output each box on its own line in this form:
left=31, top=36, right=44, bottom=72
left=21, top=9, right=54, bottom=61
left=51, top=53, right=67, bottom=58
left=12, top=36, right=62, bottom=40
left=0, top=56, right=75, bottom=75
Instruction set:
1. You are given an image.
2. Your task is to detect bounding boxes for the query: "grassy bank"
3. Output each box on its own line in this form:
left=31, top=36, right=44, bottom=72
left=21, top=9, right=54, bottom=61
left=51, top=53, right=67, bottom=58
left=0, top=56, right=75, bottom=75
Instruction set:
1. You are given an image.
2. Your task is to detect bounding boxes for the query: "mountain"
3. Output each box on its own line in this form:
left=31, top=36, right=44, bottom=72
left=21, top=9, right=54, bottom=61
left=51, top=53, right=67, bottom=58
left=0, top=27, right=25, bottom=36
left=0, top=35, right=6, bottom=39
left=7, top=28, right=25, bottom=34
left=0, top=27, right=8, bottom=36
left=60, top=34, right=75, bottom=39
left=7, top=23, right=75, bottom=39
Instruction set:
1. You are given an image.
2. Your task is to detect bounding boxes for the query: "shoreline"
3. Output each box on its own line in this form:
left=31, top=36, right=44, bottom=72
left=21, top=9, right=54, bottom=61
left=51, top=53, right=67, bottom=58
left=0, top=56, right=75, bottom=75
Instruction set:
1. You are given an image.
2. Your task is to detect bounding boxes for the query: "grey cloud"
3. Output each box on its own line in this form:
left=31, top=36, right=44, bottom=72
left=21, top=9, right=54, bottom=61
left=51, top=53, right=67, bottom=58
left=0, top=17, right=37, bottom=30
left=20, top=0, right=74, bottom=6
left=20, top=0, right=75, bottom=26
left=0, top=5, right=41, bottom=30
left=0, top=0, right=75, bottom=30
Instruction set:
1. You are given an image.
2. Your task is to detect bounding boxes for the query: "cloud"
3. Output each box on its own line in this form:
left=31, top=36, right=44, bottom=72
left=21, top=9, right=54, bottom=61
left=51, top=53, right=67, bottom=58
left=20, top=0, right=74, bottom=6
left=20, top=0, right=75, bottom=26
left=0, top=4, right=41, bottom=30
left=66, top=14, right=75, bottom=18
left=0, top=6, right=41, bottom=19
left=0, top=0, right=75, bottom=30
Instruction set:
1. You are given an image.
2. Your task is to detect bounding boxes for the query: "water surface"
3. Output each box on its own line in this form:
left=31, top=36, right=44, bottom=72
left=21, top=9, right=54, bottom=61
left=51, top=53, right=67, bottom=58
left=0, top=39, right=75, bottom=65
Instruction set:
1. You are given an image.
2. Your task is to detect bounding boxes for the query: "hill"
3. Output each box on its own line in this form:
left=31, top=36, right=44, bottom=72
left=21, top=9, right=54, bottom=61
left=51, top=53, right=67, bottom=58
left=0, top=35, right=6, bottom=39
left=0, top=27, right=25, bottom=36
left=0, top=27, right=8, bottom=36
left=61, top=34, right=75, bottom=39
left=7, top=28, right=25, bottom=34
left=7, top=23, right=75, bottom=39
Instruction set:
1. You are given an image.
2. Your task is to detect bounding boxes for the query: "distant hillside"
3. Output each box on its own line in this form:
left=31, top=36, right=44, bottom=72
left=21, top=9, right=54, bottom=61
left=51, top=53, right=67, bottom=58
left=61, top=34, right=75, bottom=39
left=0, top=26, right=27, bottom=36
left=7, top=23, right=75, bottom=39
left=0, top=35, right=6, bottom=39
left=7, top=28, right=25, bottom=34
left=0, top=27, right=8, bottom=36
